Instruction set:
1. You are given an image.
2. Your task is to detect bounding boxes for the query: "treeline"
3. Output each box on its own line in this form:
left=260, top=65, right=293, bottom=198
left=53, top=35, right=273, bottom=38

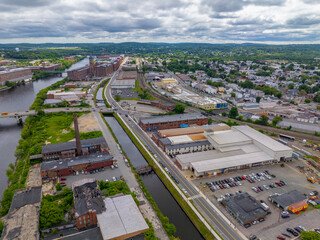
left=32, top=71, right=50, bottom=80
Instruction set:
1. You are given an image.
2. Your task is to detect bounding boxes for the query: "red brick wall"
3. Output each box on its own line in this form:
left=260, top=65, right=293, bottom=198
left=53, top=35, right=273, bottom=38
left=0, top=68, right=32, bottom=83
left=76, top=212, right=97, bottom=229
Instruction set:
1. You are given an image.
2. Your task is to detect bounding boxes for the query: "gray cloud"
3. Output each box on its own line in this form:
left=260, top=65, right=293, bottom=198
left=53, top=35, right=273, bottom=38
left=0, top=0, right=318, bottom=43
left=203, top=0, right=245, bottom=12
left=287, top=16, right=320, bottom=26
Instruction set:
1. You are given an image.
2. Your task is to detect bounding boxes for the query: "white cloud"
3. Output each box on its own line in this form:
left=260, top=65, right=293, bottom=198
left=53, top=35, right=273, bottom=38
left=0, top=0, right=319, bottom=43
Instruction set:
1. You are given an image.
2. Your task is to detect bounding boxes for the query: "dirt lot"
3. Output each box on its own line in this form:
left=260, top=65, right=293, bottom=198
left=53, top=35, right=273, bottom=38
left=70, top=112, right=100, bottom=133
left=192, top=159, right=320, bottom=239
left=26, top=164, right=41, bottom=187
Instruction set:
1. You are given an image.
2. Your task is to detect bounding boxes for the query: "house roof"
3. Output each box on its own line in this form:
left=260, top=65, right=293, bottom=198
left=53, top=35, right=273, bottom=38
left=42, top=137, right=106, bottom=154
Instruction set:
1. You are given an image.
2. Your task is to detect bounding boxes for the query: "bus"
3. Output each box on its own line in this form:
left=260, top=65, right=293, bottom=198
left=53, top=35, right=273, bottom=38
left=279, top=134, right=295, bottom=142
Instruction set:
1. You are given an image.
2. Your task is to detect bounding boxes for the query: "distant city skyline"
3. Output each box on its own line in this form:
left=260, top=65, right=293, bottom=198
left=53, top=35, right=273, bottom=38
left=0, top=0, right=320, bottom=44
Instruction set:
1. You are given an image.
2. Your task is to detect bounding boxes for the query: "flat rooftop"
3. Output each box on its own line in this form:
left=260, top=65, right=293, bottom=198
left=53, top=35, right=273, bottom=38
left=233, top=125, right=292, bottom=152
left=9, top=186, right=42, bottom=213
left=191, top=151, right=273, bottom=173
left=2, top=205, right=39, bottom=240
left=140, top=113, right=207, bottom=125
left=269, top=190, right=307, bottom=208
left=157, top=124, right=230, bottom=138
left=208, top=129, right=252, bottom=146
left=40, top=152, right=112, bottom=171
left=223, top=192, right=268, bottom=224
left=97, top=195, right=149, bottom=240
left=176, top=149, right=244, bottom=164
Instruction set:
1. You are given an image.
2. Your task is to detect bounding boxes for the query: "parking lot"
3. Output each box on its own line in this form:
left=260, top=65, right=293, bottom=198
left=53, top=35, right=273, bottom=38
left=63, top=166, right=123, bottom=187
left=112, top=89, right=139, bottom=99
left=192, top=159, right=319, bottom=238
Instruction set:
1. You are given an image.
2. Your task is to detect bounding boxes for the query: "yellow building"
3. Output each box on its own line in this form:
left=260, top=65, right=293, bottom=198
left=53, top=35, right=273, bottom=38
left=161, top=78, right=176, bottom=88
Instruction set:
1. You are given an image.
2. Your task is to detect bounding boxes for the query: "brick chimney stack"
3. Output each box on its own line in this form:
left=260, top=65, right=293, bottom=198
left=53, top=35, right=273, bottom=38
left=73, top=113, right=82, bottom=156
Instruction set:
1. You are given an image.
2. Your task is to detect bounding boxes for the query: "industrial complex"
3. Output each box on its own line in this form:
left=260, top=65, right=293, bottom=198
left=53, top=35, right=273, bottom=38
left=67, top=56, right=123, bottom=80
left=144, top=113, right=293, bottom=177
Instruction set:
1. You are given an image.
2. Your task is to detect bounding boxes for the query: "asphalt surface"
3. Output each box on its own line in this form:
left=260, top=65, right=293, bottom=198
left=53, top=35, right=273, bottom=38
left=104, top=60, right=245, bottom=240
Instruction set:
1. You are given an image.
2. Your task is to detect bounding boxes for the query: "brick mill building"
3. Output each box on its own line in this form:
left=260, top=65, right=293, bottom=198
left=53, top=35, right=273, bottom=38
left=139, top=113, right=208, bottom=131
left=73, top=178, right=105, bottom=229
left=0, top=68, right=33, bottom=85
left=67, top=56, right=123, bottom=80
left=40, top=114, right=113, bottom=182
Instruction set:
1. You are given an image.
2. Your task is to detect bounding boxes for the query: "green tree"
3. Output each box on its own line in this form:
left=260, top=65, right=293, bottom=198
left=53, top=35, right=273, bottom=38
left=0, top=221, right=4, bottom=237
left=288, top=83, right=294, bottom=89
left=174, top=104, right=185, bottom=114
left=39, top=201, right=64, bottom=229
left=313, top=92, right=320, bottom=102
left=272, top=116, right=282, bottom=126
left=300, top=231, right=320, bottom=240
left=221, top=112, right=227, bottom=117
left=208, top=117, right=213, bottom=124
left=55, top=183, right=62, bottom=191
left=231, top=92, right=236, bottom=98
left=259, top=115, right=269, bottom=126
left=256, top=96, right=261, bottom=103
left=228, top=107, right=239, bottom=119
left=305, top=99, right=311, bottom=103
left=114, top=94, right=121, bottom=102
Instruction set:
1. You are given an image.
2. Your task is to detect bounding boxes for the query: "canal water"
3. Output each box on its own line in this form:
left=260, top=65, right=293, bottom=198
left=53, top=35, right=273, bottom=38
left=0, top=58, right=89, bottom=195
left=104, top=116, right=204, bottom=240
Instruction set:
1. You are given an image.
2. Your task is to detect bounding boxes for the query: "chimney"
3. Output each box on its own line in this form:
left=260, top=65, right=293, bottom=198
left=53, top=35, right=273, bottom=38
left=73, top=113, right=82, bottom=156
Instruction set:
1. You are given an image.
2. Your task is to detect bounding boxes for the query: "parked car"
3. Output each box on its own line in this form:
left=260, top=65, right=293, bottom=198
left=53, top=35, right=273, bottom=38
left=281, top=232, right=291, bottom=238
left=112, top=177, right=116, bottom=182
left=277, top=235, right=286, bottom=240
left=244, top=223, right=251, bottom=228
left=281, top=211, right=290, bottom=218
left=287, top=228, right=299, bottom=236
left=60, top=177, right=66, bottom=181
left=294, top=227, right=302, bottom=233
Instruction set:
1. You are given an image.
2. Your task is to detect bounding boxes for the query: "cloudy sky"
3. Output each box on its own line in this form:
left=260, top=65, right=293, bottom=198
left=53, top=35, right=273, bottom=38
left=0, top=0, right=320, bottom=44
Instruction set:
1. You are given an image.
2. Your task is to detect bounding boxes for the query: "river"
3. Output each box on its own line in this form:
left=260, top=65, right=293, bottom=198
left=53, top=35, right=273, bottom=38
left=104, top=116, right=204, bottom=240
left=0, top=58, right=89, bottom=195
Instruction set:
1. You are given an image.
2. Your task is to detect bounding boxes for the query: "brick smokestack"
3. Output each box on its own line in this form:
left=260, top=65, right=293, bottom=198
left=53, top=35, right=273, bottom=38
left=73, top=113, right=82, bottom=156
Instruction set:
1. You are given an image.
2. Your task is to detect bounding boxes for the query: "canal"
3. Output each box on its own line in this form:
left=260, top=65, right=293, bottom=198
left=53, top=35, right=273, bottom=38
left=0, top=58, right=89, bottom=195
left=104, top=116, right=204, bottom=240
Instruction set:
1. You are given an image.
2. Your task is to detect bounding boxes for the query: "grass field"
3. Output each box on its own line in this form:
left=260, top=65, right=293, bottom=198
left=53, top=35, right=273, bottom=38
left=43, top=113, right=102, bottom=144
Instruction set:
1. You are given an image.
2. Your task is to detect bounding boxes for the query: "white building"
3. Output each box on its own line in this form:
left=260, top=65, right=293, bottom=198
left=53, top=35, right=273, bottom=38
left=176, top=125, right=292, bottom=176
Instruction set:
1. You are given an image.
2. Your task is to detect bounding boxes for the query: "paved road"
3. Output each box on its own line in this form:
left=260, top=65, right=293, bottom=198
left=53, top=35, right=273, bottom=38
left=105, top=61, right=245, bottom=240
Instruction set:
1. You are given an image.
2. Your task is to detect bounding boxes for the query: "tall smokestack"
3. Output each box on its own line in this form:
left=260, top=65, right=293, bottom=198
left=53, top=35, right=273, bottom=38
left=73, top=113, right=82, bottom=156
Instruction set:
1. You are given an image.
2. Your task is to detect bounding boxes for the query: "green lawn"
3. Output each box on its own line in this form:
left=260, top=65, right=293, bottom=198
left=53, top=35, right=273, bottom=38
left=43, top=113, right=102, bottom=144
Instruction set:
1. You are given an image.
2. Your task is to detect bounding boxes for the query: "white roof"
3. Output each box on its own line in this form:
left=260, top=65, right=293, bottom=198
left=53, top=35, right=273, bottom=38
left=168, top=135, right=193, bottom=145
left=191, top=151, right=273, bottom=173
left=233, top=125, right=292, bottom=152
left=208, top=130, right=252, bottom=146
left=97, top=195, right=148, bottom=240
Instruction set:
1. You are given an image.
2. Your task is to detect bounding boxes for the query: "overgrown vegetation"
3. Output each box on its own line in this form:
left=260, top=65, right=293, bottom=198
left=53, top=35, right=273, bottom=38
left=39, top=187, right=74, bottom=229
left=0, top=112, right=101, bottom=217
